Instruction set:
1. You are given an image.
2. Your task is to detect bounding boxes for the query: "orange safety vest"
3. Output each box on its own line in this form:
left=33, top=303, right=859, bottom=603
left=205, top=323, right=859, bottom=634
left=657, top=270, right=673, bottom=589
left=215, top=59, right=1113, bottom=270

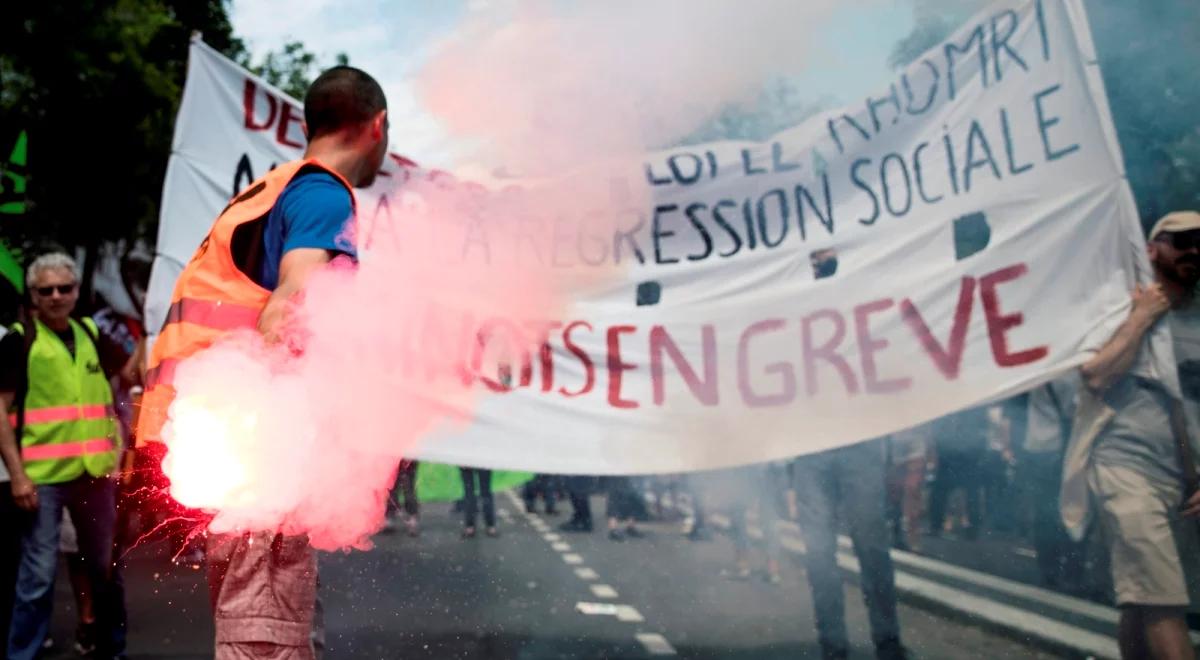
left=137, top=159, right=355, bottom=445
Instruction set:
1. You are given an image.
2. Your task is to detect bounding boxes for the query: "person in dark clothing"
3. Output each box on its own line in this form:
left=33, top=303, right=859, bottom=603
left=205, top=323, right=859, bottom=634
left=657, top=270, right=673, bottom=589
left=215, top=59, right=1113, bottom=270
left=605, top=477, right=644, bottom=541
left=793, top=439, right=907, bottom=660
left=1023, top=378, right=1086, bottom=590
left=928, top=406, right=990, bottom=538
left=385, top=460, right=420, bottom=537
left=459, top=467, right=496, bottom=538
left=560, top=476, right=594, bottom=532
left=522, top=474, right=559, bottom=515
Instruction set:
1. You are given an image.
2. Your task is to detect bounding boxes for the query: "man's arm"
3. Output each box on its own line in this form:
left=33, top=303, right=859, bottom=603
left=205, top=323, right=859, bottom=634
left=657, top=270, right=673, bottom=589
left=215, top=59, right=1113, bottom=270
left=1080, top=283, right=1170, bottom=392
left=0, top=390, right=36, bottom=511
left=256, top=248, right=334, bottom=342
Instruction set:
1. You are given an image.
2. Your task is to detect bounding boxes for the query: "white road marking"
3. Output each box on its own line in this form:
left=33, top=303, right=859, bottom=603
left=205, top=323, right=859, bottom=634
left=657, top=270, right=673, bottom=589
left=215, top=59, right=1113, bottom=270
left=551, top=542, right=571, bottom=552
left=575, top=602, right=644, bottom=623
left=590, top=584, right=618, bottom=599
left=574, top=567, right=599, bottom=581
left=576, top=602, right=618, bottom=616
left=615, top=605, right=645, bottom=623
left=563, top=553, right=584, bottom=565
left=636, top=632, right=677, bottom=656
left=542, top=533, right=562, bottom=542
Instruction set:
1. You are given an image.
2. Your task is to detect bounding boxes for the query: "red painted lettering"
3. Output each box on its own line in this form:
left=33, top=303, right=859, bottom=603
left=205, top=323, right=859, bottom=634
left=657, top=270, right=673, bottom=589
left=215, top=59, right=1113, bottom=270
left=276, top=102, right=305, bottom=149
left=607, top=325, right=639, bottom=409
left=559, top=321, right=595, bottom=397
left=801, top=309, right=859, bottom=396
left=900, top=277, right=975, bottom=379
left=524, top=321, right=561, bottom=392
left=473, top=319, right=527, bottom=393
left=649, top=325, right=718, bottom=406
left=854, top=299, right=912, bottom=394
left=980, top=263, right=1048, bottom=367
left=737, top=319, right=796, bottom=407
left=243, top=79, right=277, bottom=131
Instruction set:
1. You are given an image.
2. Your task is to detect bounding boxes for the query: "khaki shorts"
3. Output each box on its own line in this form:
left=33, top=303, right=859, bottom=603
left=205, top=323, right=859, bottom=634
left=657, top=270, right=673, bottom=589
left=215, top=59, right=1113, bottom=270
left=207, top=532, right=317, bottom=658
left=1090, top=461, right=1200, bottom=608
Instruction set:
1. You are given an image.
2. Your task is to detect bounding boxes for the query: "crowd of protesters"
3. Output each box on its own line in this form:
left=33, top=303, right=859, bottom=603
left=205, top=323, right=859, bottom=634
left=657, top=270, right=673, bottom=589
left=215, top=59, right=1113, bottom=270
left=3, top=210, right=1200, bottom=660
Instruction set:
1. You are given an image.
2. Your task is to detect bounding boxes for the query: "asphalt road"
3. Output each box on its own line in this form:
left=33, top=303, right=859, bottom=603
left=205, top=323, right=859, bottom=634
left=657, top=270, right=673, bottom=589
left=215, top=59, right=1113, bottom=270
left=43, top=494, right=1064, bottom=659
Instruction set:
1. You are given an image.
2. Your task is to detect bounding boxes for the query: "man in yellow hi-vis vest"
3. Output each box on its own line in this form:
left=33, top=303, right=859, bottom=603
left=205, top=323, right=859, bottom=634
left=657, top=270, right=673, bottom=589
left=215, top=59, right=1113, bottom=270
left=0, top=252, right=127, bottom=659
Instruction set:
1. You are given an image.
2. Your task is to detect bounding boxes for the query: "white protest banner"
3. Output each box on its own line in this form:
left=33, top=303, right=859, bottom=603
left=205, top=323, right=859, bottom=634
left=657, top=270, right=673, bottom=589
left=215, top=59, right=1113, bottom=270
left=150, top=0, right=1164, bottom=475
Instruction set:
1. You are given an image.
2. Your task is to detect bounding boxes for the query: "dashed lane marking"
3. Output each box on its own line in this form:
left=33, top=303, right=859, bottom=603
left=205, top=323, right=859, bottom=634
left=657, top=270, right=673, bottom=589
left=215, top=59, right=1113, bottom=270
left=563, top=553, right=584, bottom=565
left=574, top=602, right=644, bottom=623
left=575, top=567, right=599, bottom=581
left=636, top=633, right=677, bottom=656
left=590, top=584, right=619, bottom=599
left=552, top=541, right=572, bottom=552
left=615, top=605, right=645, bottom=623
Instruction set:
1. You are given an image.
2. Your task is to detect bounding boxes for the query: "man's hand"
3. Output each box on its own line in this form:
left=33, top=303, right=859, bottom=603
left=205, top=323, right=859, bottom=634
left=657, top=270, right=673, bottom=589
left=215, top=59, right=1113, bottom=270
left=11, top=473, right=37, bottom=512
left=257, top=248, right=333, bottom=344
left=1081, top=283, right=1169, bottom=392
left=1180, top=488, right=1200, bottom=517
left=1131, top=283, right=1170, bottom=324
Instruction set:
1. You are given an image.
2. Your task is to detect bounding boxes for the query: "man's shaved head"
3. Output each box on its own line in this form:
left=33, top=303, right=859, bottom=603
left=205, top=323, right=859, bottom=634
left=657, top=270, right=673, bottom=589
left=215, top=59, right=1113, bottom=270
left=304, top=66, right=387, bottom=140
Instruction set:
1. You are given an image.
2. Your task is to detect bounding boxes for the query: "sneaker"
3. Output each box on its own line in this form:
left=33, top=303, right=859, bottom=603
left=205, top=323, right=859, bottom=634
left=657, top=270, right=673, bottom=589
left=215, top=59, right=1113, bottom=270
left=875, top=638, right=910, bottom=660
left=486, top=527, right=499, bottom=538
left=624, top=526, right=644, bottom=539
left=608, top=529, right=626, bottom=542
left=462, top=527, right=476, bottom=539
left=405, top=516, right=420, bottom=538
left=380, top=516, right=398, bottom=534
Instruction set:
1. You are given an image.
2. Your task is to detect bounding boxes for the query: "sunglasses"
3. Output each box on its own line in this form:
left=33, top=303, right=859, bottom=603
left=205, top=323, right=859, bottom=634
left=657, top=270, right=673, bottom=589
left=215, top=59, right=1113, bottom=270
left=1171, top=231, right=1200, bottom=251
left=35, top=283, right=77, bottom=296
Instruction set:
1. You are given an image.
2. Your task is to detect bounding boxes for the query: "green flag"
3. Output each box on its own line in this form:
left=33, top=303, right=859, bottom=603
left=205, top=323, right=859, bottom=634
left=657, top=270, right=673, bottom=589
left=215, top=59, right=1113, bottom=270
left=0, top=241, right=21, bottom=293
left=415, top=462, right=533, bottom=502
left=0, top=130, right=28, bottom=216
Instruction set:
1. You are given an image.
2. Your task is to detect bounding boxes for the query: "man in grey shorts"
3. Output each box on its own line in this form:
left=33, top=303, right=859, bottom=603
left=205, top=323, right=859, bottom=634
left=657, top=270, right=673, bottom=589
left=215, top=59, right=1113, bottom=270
left=1066, top=211, right=1200, bottom=660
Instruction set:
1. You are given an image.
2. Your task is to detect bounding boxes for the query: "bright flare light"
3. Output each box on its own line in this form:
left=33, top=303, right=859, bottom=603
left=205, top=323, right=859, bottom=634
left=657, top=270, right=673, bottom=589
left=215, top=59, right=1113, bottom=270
left=161, top=396, right=255, bottom=510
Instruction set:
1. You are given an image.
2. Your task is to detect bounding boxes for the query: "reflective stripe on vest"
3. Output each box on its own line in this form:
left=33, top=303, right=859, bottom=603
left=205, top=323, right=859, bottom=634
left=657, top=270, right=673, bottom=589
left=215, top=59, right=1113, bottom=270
left=145, top=298, right=259, bottom=387
left=164, top=298, right=262, bottom=332
left=8, top=404, right=115, bottom=428
left=23, top=438, right=117, bottom=461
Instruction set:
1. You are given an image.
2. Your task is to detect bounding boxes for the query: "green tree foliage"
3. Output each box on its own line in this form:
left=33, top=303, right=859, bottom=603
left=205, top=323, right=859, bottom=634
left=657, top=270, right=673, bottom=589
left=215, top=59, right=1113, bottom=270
left=0, top=1, right=344, bottom=304
left=887, top=0, right=1200, bottom=228
left=1, top=0, right=245, bottom=255
left=237, top=41, right=349, bottom=101
left=681, top=78, right=830, bottom=146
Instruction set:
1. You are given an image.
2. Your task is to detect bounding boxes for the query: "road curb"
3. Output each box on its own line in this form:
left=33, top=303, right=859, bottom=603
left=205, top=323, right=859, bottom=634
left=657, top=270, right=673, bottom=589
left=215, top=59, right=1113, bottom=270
left=665, top=497, right=1120, bottom=659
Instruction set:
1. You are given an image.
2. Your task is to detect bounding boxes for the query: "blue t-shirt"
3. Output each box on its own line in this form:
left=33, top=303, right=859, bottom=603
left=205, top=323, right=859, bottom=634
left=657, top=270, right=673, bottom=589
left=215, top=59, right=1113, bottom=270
left=254, top=172, right=356, bottom=290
